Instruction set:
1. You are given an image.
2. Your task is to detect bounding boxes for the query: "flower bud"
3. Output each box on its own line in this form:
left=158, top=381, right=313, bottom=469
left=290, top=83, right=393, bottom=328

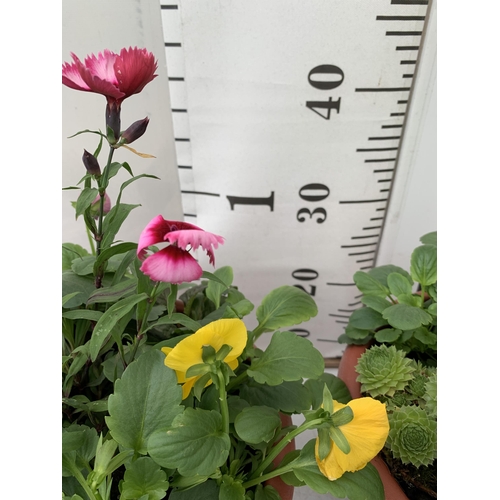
left=120, top=117, right=150, bottom=144
left=82, top=150, right=101, bottom=176
left=90, top=193, right=112, bottom=219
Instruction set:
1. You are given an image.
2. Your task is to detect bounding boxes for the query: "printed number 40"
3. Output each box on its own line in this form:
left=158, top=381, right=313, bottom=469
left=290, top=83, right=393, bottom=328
left=306, top=64, right=344, bottom=120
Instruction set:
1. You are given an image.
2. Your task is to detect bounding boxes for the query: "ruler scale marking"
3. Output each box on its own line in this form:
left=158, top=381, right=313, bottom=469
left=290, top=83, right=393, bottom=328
left=165, top=0, right=433, bottom=357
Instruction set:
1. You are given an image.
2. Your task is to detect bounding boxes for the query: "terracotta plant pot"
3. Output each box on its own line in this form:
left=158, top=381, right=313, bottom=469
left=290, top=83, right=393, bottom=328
left=337, top=344, right=409, bottom=500
left=265, top=413, right=295, bottom=500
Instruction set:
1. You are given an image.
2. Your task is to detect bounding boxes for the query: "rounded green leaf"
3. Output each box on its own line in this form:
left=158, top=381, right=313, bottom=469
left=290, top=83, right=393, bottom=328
left=247, top=331, right=324, bottom=385
left=382, top=304, right=433, bottom=330
left=348, top=307, right=387, bottom=331
left=387, top=272, right=413, bottom=297
left=106, top=350, right=183, bottom=454
left=255, top=286, right=318, bottom=332
left=374, top=328, right=402, bottom=343
left=121, top=457, right=169, bottom=500
left=234, top=406, right=281, bottom=444
left=410, top=245, right=437, bottom=286
left=420, top=231, right=437, bottom=246
left=360, top=295, right=392, bottom=314
left=148, top=408, right=230, bottom=476
left=353, top=271, right=389, bottom=297
left=240, top=380, right=313, bottom=413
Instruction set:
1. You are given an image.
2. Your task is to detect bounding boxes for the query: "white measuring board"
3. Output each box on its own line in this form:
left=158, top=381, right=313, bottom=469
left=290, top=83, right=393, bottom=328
left=161, top=0, right=435, bottom=357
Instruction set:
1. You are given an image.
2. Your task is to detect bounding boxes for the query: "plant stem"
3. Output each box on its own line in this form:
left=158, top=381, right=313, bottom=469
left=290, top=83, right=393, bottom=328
left=94, top=146, right=115, bottom=288
left=62, top=455, right=99, bottom=500
left=249, top=418, right=324, bottom=480
left=217, top=370, right=230, bottom=435
left=86, top=225, right=96, bottom=255
left=226, top=368, right=248, bottom=392
left=242, top=464, right=294, bottom=490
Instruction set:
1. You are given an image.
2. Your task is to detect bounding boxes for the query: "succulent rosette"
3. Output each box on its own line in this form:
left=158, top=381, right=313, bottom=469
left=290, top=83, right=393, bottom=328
left=355, top=344, right=415, bottom=398
left=386, top=406, right=437, bottom=467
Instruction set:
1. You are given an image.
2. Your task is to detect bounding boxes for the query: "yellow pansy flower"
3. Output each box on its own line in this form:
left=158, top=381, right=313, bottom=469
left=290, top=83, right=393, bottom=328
left=161, top=318, right=247, bottom=400
left=315, top=397, right=389, bottom=480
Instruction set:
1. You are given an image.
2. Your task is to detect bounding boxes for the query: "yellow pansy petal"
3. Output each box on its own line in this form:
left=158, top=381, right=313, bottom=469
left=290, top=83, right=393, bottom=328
left=164, top=319, right=247, bottom=372
left=315, top=398, right=389, bottom=480
left=180, top=376, right=198, bottom=400
left=210, top=318, right=247, bottom=363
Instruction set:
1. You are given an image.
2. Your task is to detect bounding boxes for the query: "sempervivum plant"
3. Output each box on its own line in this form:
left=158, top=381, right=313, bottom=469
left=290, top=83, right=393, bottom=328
left=355, top=344, right=415, bottom=398
left=386, top=406, right=437, bottom=467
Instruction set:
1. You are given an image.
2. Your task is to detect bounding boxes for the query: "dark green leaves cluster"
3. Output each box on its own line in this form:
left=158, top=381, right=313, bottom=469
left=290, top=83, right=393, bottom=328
left=340, top=232, right=437, bottom=362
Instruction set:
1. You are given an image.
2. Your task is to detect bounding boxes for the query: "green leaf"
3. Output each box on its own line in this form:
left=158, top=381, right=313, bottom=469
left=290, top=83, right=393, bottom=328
left=71, top=255, right=96, bottom=276
left=169, top=480, right=219, bottom=500
left=248, top=331, right=324, bottom=385
left=145, top=313, right=202, bottom=334
left=106, top=350, right=183, bottom=454
left=75, top=187, right=98, bottom=219
left=382, top=304, right=433, bottom=330
left=86, top=278, right=137, bottom=305
left=343, top=324, right=371, bottom=341
left=62, top=429, right=86, bottom=453
left=413, top=327, right=437, bottom=346
left=387, top=272, right=413, bottom=297
left=396, top=294, right=421, bottom=307
left=410, top=244, right=437, bottom=286
left=240, top=380, right=312, bottom=413
left=348, top=307, right=387, bottom=331
left=93, top=242, right=138, bottom=277
left=89, top=293, right=148, bottom=361
left=225, top=299, right=254, bottom=319
left=289, top=440, right=384, bottom=499
left=62, top=292, right=84, bottom=307
left=360, top=295, right=392, bottom=314
left=374, top=328, right=402, bottom=343
left=121, top=457, right=169, bottom=500
left=63, top=425, right=99, bottom=465
left=148, top=408, right=230, bottom=476
left=234, top=406, right=281, bottom=444
left=304, top=373, right=351, bottom=408
left=62, top=310, right=103, bottom=322
left=206, top=266, right=233, bottom=309
left=63, top=243, right=90, bottom=271
left=255, top=285, right=318, bottom=333
left=101, top=203, right=140, bottom=249
left=420, top=231, right=437, bottom=246
left=254, top=484, right=282, bottom=500
left=220, top=476, right=245, bottom=500
left=353, top=271, right=389, bottom=297
left=368, top=265, right=413, bottom=288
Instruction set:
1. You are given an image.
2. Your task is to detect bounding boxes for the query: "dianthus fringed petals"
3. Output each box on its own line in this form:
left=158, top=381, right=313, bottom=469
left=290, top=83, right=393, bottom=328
left=316, top=398, right=389, bottom=480
left=140, top=246, right=202, bottom=284
left=136, top=215, right=224, bottom=282
left=161, top=319, right=247, bottom=399
left=62, top=47, right=157, bottom=103
left=166, top=229, right=224, bottom=264
left=137, top=215, right=204, bottom=258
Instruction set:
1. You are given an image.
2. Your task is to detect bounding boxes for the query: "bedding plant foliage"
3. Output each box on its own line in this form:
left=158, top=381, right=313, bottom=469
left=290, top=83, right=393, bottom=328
left=340, top=233, right=438, bottom=498
left=62, top=47, right=390, bottom=500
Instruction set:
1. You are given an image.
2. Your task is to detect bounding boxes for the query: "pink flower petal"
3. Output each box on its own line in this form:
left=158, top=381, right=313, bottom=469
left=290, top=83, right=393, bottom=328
left=114, top=47, right=158, bottom=97
left=84, top=50, right=119, bottom=86
left=137, top=216, right=206, bottom=258
left=140, top=246, right=203, bottom=284
left=166, top=230, right=224, bottom=265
